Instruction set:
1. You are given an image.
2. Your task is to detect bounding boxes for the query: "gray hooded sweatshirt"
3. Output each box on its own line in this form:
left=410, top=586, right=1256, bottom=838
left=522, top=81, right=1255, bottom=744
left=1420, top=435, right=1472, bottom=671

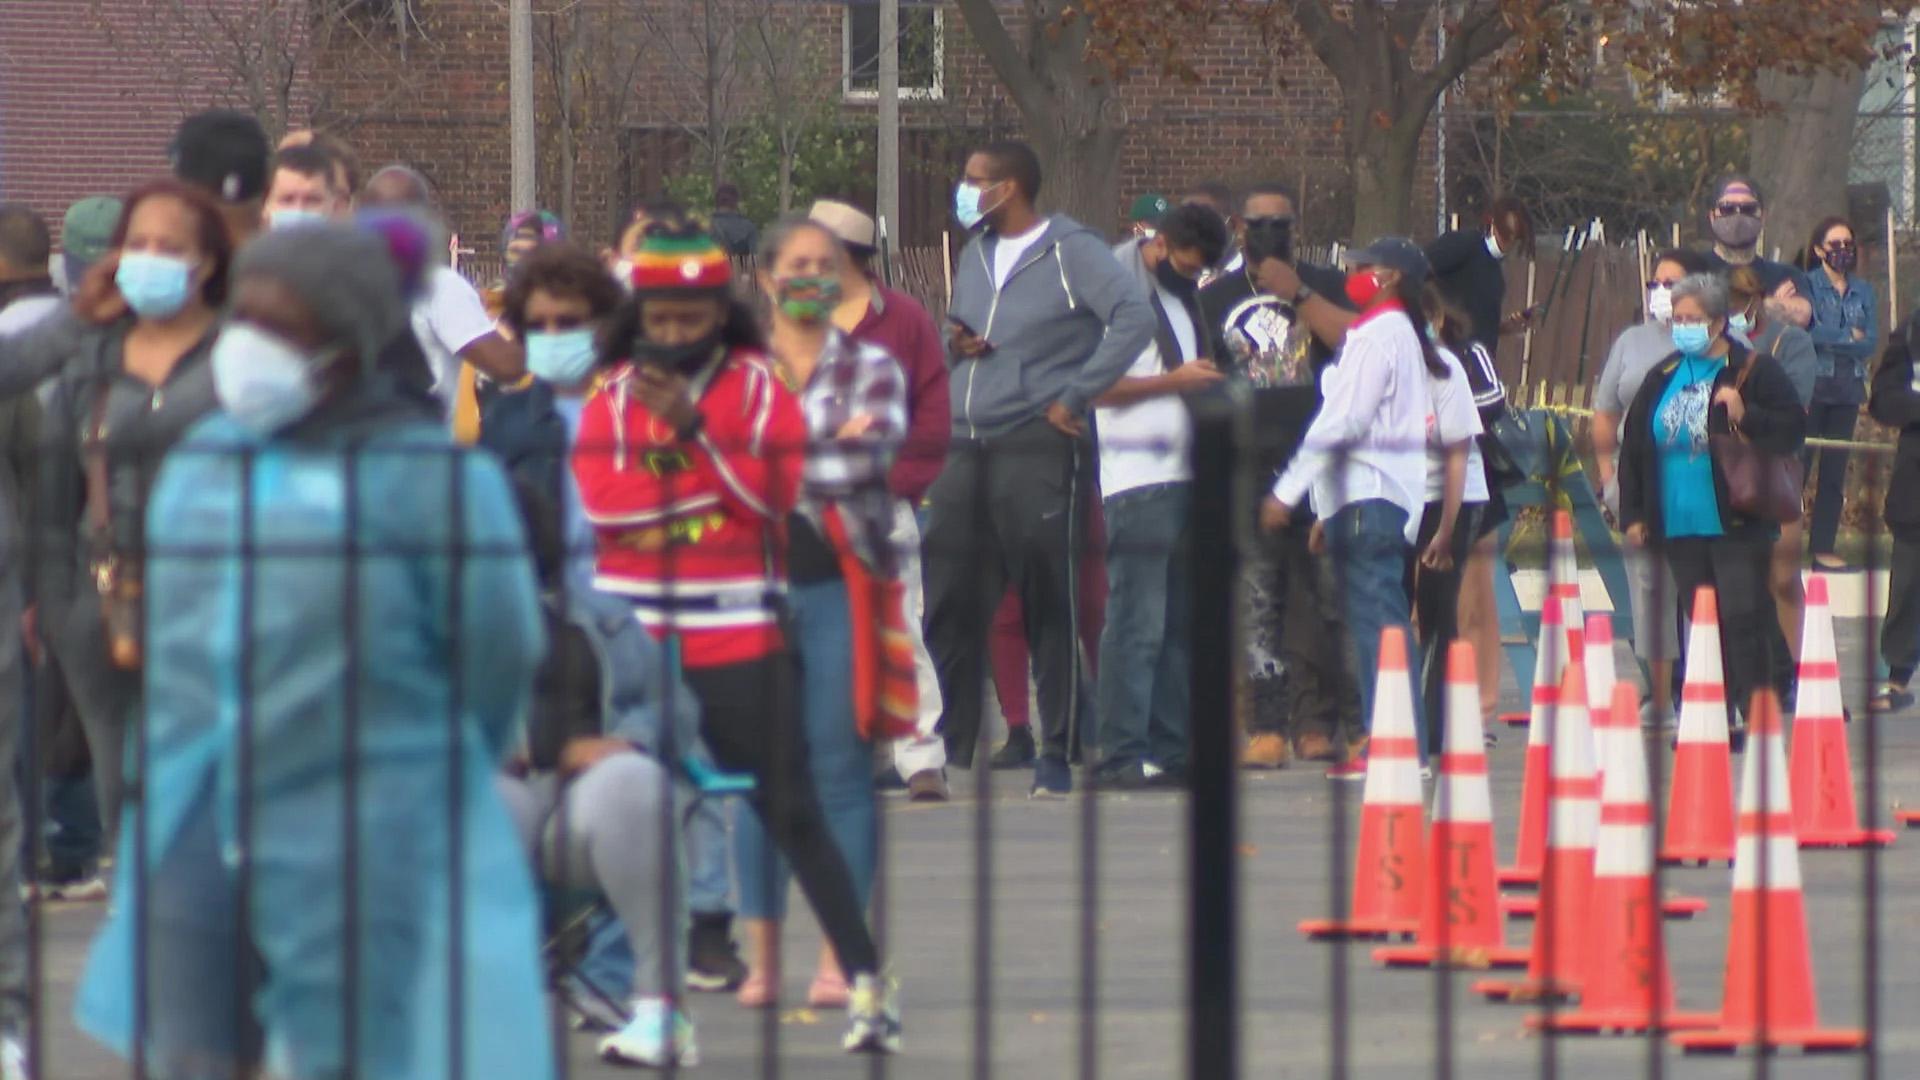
left=945, top=215, right=1155, bottom=440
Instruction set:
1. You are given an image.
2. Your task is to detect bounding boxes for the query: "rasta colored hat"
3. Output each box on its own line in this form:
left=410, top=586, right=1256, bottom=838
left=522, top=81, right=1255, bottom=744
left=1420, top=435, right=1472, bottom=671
left=1129, top=193, right=1170, bottom=224
left=629, top=229, right=732, bottom=294
left=501, top=208, right=564, bottom=252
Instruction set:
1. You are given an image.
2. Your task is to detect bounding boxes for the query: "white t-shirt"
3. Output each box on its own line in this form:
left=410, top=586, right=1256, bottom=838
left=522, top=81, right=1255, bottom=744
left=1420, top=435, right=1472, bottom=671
left=1272, top=307, right=1432, bottom=543
left=0, top=294, right=60, bottom=337
left=1095, top=276, right=1195, bottom=498
left=992, top=222, right=1048, bottom=288
left=1426, top=346, right=1489, bottom=505
left=411, top=265, right=496, bottom=411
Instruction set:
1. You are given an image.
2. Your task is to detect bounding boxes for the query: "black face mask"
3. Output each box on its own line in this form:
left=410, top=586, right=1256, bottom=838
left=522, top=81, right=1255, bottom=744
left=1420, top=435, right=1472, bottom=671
left=1154, top=256, right=1200, bottom=301
left=633, top=333, right=722, bottom=375
left=1243, top=216, right=1294, bottom=266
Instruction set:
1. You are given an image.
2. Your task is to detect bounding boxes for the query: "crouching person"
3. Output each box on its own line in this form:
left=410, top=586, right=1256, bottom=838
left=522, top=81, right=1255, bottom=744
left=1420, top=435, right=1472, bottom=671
left=497, top=486, right=709, bottom=1067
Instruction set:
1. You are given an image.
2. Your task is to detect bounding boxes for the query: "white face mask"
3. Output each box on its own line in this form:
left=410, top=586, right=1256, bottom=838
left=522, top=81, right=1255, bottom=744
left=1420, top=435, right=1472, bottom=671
left=1485, top=232, right=1505, bottom=261
left=212, top=323, right=324, bottom=435
left=1647, top=284, right=1674, bottom=324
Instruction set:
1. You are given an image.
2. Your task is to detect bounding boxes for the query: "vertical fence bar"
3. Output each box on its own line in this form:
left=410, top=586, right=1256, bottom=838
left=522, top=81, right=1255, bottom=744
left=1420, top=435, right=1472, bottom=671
left=446, top=444, right=467, bottom=1080
left=968, top=440, right=993, bottom=1080
left=341, top=444, right=362, bottom=1077
left=1863, top=493, right=1884, bottom=1080
left=1186, top=398, right=1237, bottom=1080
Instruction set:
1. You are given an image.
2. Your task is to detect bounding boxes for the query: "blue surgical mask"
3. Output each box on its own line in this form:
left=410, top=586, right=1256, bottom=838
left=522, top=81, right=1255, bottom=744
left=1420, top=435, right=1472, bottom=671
left=1729, top=311, right=1752, bottom=336
left=212, top=323, right=323, bottom=434
left=526, top=327, right=598, bottom=387
left=115, top=251, right=197, bottom=320
left=1671, top=322, right=1713, bottom=357
left=954, top=183, right=986, bottom=230
left=269, top=207, right=329, bottom=231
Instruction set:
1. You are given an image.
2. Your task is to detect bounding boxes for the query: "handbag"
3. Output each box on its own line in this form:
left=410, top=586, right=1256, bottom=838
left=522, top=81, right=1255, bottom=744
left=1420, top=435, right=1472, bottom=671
left=1710, top=354, right=1805, bottom=525
left=84, top=382, right=142, bottom=670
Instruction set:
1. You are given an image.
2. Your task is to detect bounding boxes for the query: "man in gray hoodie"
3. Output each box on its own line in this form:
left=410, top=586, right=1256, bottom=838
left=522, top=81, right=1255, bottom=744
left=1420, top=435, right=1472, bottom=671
left=922, top=139, right=1156, bottom=797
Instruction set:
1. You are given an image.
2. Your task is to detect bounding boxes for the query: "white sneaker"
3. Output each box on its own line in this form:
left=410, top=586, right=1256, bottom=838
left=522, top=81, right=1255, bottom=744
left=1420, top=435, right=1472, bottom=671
left=842, top=973, right=901, bottom=1054
left=3, top=1034, right=30, bottom=1080
left=598, top=997, right=698, bottom=1067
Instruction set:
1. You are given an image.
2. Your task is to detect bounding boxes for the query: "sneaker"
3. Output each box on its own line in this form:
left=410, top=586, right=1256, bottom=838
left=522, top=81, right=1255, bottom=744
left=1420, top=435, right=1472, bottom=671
left=1090, top=764, right=1153, bottom=792
left=1145, top=762, right=1188, bottom=790
left=842, top=974, right=902, bottom=1054
left=1029, top=755, right=1072, bottom=799
left=686, top=912, right=747, bottom=992
left=44, top=876, right=107, bottom=902
left=599, top=997, right=699, bottom=1067
left=1419, top=765, right=1433, bottom=782
left=1241, top=733, right=1290, bottom=769
left=906, top=769, right=949, bottom=802
left=1325, top=758, right=1368, bottom=781
left=989, top=726, right=1036, bottom=769
left=2, top=1034, right=27, bottom=1080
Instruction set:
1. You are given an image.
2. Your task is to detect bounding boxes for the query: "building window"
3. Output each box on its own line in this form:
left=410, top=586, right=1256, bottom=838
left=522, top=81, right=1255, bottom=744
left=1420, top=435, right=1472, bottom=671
left=844, top=2, right=943, bottom=101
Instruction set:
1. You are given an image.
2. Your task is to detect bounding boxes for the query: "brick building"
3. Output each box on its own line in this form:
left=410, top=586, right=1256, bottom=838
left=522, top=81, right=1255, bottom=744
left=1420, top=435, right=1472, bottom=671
left=1, top=0, right=1427, bottom=259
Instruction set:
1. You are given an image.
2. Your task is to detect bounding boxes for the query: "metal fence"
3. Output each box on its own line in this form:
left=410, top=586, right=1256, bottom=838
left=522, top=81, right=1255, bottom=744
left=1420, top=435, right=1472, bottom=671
left=9, top=380, right=1916, bottom=1079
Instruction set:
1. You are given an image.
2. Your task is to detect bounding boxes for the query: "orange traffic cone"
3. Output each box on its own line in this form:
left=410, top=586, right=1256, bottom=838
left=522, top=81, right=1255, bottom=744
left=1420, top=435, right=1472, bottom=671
left=1789, top=576, right=1894, bottom=849
left=1299, top=627, right=1426, bottom=941
left=1474, top=657, right=1600, bottom=1003
left=1530, top=682, right=1716, bottom=1034
left=1660, top=587, right=1737, bottom=866
left=1374, top=641, right=1529, bottom=970
left=1672, top=692, right=1868, bottom=1053
left=1501, top=512, right=1585, bottom=730
left=1505, top=614, right=1706, bottom=921
left=1499, top=598, right=1572, bottom=888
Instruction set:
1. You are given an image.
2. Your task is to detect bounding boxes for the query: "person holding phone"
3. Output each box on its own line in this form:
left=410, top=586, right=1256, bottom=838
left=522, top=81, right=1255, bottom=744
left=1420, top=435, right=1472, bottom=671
left=571, top=226, right=902, bottom=1054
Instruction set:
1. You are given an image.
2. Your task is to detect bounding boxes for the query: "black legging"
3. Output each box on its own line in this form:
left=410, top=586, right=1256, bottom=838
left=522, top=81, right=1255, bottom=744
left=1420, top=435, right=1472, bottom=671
left=1406, top=501, right=1482, bottom=756
left=683, top=655, right=880, bottom=975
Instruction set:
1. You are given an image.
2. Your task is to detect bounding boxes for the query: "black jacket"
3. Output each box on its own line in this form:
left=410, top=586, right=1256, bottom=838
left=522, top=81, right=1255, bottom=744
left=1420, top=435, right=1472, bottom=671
left=1618, top=338, right=1806, bottom=543
left=1869, top=312, right=1920, bottom=542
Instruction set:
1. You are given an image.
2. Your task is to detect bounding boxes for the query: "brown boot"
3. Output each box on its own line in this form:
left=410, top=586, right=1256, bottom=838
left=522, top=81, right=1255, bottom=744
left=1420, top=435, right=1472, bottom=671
left=1240, top=733, right=1291, bottom=769
left=1294, top=731, right=1338, bottom=763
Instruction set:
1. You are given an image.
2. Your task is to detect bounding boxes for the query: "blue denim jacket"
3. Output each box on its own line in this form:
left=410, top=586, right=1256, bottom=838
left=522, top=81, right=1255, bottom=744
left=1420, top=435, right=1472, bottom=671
left=1807, top=269, right=1878, bottom=384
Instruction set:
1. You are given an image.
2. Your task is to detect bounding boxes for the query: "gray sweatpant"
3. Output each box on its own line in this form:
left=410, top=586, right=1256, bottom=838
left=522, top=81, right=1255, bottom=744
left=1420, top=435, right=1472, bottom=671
left=497, top=753, right=683, bottom=999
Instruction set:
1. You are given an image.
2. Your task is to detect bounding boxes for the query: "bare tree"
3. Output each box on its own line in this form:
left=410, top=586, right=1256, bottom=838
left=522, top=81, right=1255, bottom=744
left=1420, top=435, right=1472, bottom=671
left=86, top=0, right=425, bottom=143
left=632, top=0, right=755, bottom=191
left=736, top=1, right=842, bottom=213
left=538, top=0, right=652, bottom=232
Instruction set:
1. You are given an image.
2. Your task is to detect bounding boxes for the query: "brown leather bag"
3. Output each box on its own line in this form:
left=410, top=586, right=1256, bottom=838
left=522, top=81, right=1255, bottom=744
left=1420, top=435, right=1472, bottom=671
left=85, top=382, right=142, bottom=669
left=1710, top=353, right=1805, bottom=525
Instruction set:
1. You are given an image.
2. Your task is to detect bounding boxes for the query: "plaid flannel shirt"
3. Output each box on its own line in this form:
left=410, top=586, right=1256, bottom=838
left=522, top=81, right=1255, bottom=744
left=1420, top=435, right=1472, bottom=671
left=792, top=330, right=908, bottom=574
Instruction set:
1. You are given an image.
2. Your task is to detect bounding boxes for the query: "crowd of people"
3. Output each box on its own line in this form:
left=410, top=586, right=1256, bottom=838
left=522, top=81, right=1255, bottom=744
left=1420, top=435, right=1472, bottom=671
left=0, top=104, right=1906, bottom=1078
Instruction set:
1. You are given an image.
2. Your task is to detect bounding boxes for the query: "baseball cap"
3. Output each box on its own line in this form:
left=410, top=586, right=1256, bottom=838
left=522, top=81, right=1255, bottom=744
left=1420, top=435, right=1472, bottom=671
left=1345, top=236, right=1430, bottom=284
left=809, top=199, right=876, bottom=250
left=1129, top=193, right=1170, bottom=224
left=62, top=196, right=122, bottom=281
left=169, top=109, right=270, bottom=204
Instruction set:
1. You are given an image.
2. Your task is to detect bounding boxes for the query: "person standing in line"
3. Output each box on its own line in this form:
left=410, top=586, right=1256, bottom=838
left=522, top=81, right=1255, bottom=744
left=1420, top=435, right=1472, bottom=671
left=1617, top=273, right=1806, bottom=733
left=262, top=145, right=352, bottom=231
left=76, top=223, right=554, bottom=1080
left=1203, top=181, right=1356, bottom=768
left=1801, top=216, right=1878, bottom=572
left=1426, top=196, right=1534, bottom=356
left=1089, top=204, right=1227, bottom=788
left=1261, top=238, right=1438, bottom=780
left=808, top=198, right=954, bottom=801
left=1700, top=175, right=1812, bottom=328
left=1127, top=193, right=1170, bottom=241
left=359, top=165, right=525, bottom=414
left=922, top=139, right=1154, bottom=797
left=1591, top=248, right=1715, bottom=728
left=709, top=183, right=760, bottom=257
left=1728, top=265, right=1817, bottom=679
left=1868, top=311, right=1920, bottom=713
left=168, top=108, right=270, bottom=248
left=572, top=227, right=901, bottom=1053
left=1414, top=288, right=1491, bottom=756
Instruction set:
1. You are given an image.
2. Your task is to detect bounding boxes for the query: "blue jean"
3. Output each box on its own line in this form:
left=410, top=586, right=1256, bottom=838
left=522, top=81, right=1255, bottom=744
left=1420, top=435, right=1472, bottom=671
left=685, top=796, right=731, bottom=914
left=1092, top=483, right=1192, bottom=771
left=1325, top=500, right=1424, bottom=761
left=735, top=580, right=876, bottom=921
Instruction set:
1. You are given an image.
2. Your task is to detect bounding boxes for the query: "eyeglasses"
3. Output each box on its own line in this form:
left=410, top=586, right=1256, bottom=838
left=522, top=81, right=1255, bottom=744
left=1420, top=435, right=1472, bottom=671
left=1715, top=202, right=1762, bottom=217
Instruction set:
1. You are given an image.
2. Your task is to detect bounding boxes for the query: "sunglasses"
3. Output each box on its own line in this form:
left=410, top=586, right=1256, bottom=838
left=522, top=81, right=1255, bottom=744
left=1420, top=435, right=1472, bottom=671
left=1715, top=202, right=1762, bottom=217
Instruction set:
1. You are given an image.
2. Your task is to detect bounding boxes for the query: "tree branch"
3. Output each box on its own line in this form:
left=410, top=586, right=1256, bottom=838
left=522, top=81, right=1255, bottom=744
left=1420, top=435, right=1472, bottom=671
left=1406, top=0, right=1525, bottom=120
left=952, top=0, right=1050, bottom=117
left=1289, top=0, right=1359, bottom=75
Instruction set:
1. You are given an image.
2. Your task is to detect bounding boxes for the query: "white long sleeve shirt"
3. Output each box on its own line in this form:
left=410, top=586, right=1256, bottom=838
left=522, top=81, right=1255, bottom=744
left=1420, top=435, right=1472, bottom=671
left=1271, top=304, right=1432, bottom=543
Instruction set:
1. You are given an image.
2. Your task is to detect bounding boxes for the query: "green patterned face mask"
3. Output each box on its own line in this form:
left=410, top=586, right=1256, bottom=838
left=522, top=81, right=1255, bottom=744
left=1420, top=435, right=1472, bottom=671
left=776, top=275, right=842, bottom=325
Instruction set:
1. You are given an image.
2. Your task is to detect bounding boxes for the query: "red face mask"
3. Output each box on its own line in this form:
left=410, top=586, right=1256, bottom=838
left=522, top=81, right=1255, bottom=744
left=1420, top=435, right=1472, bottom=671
left=1344, top=269, right=1384, bottom=309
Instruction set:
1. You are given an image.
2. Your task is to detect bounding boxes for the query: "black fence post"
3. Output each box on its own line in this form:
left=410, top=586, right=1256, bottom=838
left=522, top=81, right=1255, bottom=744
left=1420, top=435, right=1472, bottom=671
left=1186, top=395, right=1239, bottom=1080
